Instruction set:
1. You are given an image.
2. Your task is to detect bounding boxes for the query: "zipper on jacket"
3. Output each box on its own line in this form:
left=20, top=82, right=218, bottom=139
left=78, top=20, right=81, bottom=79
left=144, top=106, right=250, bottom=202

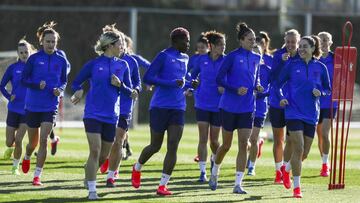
left=48, top=55, right=51, bottom=71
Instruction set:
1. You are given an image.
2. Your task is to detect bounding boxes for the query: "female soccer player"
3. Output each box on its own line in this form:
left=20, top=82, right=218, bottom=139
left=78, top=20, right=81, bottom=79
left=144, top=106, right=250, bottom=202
left=316, top=32, right=335, bottom=177
left=247, top=39, right=272, bottom=176
left=188, top=33, right=209, bottom=74
left=131, top=27, right=191, bottom=196
left=189, top=30, right=225, bottom=182
left=71, top=24, right=132, bottom=200
left=0, top=38, right=35, bottom=175
left=209, top=22, right=263, bottom=194
left=277, top=36, right=331, bottom=198
left=20, top=21, right=68, bottom=186
left=269, top=29, right=300, bottom=183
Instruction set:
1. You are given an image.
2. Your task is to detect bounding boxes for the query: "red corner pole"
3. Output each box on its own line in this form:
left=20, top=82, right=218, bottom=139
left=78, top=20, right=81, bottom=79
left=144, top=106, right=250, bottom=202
left=329, top=21, right=357, bottom=190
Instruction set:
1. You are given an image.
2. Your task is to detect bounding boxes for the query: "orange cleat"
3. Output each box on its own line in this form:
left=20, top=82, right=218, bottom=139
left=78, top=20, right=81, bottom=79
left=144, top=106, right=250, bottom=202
left=156, top=185, right=172, bottom=196
left=131, top=164, right=141, bottom=188
left=293, top=187, right=303, bottom=198
left=100, top=159, right=109, bottom=174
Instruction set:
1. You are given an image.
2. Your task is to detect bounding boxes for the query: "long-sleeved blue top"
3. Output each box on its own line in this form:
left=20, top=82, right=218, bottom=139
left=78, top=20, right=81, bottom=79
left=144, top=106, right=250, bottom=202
left=275, top=58, right=331, bottom=125
left=131, top=54, right=150, bottom=70
left=0, top=60, right=27, bottom=114
left=120, top=54, right=140, bottom=118
left=190, top=53, right=225, bottom=112
left=21, top=49, right=68, bottom=112
left=269, top=48, right=300, bottom=109
left=255, top=62, right=271, bottom=118
left=187, top=54, right=203, bottom=73
left=319, top=52, right=337, bottom=109
left=72, top=55, right=132, bottom=124
left=263, top=53, right=273, bottom=68
left=143, top=47, right=189, bottom=111
left=216, top=47, right=261, bottom=113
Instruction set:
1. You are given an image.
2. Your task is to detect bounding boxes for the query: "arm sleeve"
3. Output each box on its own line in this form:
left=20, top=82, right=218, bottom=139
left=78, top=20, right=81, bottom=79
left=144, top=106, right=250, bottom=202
left=131, top=59, right=142, bottom=92
left=133, top=54, right=151, bottom=69
left=256, top=66, right=271, bottom=98
left=71, top=61, right=93, bottom=92
left=216, top=54, right=238, bottom=94
left=270, top=52, right=285, bottom=83
left=143, top=52, right=178, bottom=87
left=274, top=62, right=291, bottom=100
left=21, top=56, right=40, bottom=89
left=0, top=66, right=12, bottom=100
left=120, top=66, right=133, bottom=96
left=57, top=60, right=68, bottom=91
left=321, top=64, right=331, bottom=95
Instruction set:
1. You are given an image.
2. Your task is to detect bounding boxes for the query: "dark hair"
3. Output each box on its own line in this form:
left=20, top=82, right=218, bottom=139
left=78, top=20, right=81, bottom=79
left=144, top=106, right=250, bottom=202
left=197, top=32, right=208, bottom=45
left=256, top=31, right=275, bottom=54
left=170, top=27, right=189, bottom=43
left=236, top=22, right=253, bottom=40
left=36, top=21, right=60, bottom=43
left=301, top=36, right=321, bottom=58
left=204, top=30, right=225, bottom=46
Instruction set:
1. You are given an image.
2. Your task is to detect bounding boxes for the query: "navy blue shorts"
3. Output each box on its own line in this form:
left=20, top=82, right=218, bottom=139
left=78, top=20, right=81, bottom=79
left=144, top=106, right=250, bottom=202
left=195, top=108, right=221, bottom=127
left=286, top=119, right=316, bottom=138
left=26, top=110, right=57, bottom=128
left=221, top=109, right=253, bottom=132
left=269, top=107, right=286, bottom=128
left=83, top=118, right=116, bottom=142
left=149, top=107, right=185, bottom=133
left=319, top=108, right=337, bottom=124
left=6, top=111, right=26, bottom=128
left=117, top=115, right=131, bottom=131
left=254, top=117, right=266, bottom=128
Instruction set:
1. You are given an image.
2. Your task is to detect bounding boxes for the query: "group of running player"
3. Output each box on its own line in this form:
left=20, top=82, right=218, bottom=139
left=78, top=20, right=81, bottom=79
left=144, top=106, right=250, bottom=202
left=1, top=20, right=335, bottom=200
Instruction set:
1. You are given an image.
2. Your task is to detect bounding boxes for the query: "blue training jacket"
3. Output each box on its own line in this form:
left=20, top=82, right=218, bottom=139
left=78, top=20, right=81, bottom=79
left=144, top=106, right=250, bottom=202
left=255, top=62, right=271, bottom=118
left=72, top=55, right=132, bottom=124
left=216, top=47, right=261, bottom=113
left=190, top=53, right=225, bottom=112
left=269, top=48, right=300, bottom=109
left=263, top=53, right=273, bottom=68
left=319, top=52, right=337, bottom=109
left=143, top=47, right=189, bottom=111
left=120, top=54, right=141, bottom=118
left=22, top=49, right=68, bottom=112
left=0, top=60, right=27, bottom=114
left=131, top=54, right=150, bottom=70
left=276, top=58, right=331, bottom=125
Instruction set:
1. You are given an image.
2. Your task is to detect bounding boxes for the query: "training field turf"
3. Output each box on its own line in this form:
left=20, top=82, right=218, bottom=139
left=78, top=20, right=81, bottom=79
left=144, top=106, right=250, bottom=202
left=0, top=125, right=359, bottom=202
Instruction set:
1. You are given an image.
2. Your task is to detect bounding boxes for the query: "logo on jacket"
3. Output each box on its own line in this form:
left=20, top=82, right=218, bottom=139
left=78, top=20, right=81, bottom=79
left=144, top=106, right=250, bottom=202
left=296, top=69, right=300, bottom=73
left=98, top=67, right=104, bottom=71
left=204, top=61, right=208, bottom=65
left=16, top=70, right=22, bottom=74
left=172, top=59, right=176, bottom=62
left=39, top=61, right=45, bottom=65
left=240, top=60, right=244, bottom=63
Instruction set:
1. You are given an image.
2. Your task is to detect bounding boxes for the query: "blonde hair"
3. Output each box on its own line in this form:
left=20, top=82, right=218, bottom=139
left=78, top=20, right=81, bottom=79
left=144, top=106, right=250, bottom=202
left=17, top=36, right=37, bottom=54
left=318, top=31, right=333, bottom=43
left=284, top=29, right=301, bottom=41
left=94, top=23, right=125, bottom=55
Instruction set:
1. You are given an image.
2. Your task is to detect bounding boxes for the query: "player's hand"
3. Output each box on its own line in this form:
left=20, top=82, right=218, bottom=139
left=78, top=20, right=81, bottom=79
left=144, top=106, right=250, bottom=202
left=53, top=88, right=62, bottom=97
left=191, top=79, right=199, bottom=89
left=282, top=52, right=290, bottom=61
left=176, top=78, right=185, bottom=88
left=131, top=89, right=139, bottom=100
left=184, top=89, right=193, bottom=96
left=10, top=95, right=16, bottom=101
left=280, top=99, right=289, bottom=107
left=237, top=87, right=248, bottom=96
left=218, top=86, right=225, bottom=94
left=71, top=89, right=83, bottom=105
left=312, top=88, right=321, bottom=97
left=111, top=74, right=122, bottom=87
left=39, top=80, right=46, bottom=90
left=256, top=85, right=264, bottom=93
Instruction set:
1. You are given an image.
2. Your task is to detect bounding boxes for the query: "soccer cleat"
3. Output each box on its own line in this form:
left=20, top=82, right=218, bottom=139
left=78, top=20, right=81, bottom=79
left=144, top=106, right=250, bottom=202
left=280, top=164, right=286, bottom=175
left=3, top=147, right=14, bottom=159
left=282, top=170, right=291, bottom=189
left=293, top=187, right=303, bottom=198
left=88, top=191, right=99, bottom=200
left=106, top=178, right=116, bottom=188
left=274, top=170, right=283, bottom=184
left=22, top=159, right=30, bottom=174
left=156, top=185, right=172, bottom=196
left=114, top=170, right=119, bottom=179
left=194, top=155, right=200, bottom=162
left=198, top=172, right=208, bottom=183
left=32, top=177, right=42, bottom=186
left=257, top=138, right=264, bottom=158
left=12, top=165, right=20, bottom=175
left=50, top=136, right=60, bottom=156
left=320, top=163, right=330, bottom=177
left=247, top=167, right=256, bottom=176
left=131, top=164, right=141, bottom=188
left=246, top=159, right=250, bottom=169
left=208, top=175, right=218, bottom=191
left=233, top=185, right=247, bottom=194
left=100, top=159, right=109, bottom=174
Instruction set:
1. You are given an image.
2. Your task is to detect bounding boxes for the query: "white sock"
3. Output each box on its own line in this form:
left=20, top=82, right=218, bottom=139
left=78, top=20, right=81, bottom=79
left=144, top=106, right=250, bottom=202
left=159, top=173, right=170, bottom=186
left=34, top=167, right=43, bottom=178
left=51, top=136, right=57, bottom=143
left=235, top=171, right=244, bottom=186
left=13, top=159, right=20, bottom=167
left=285, top=162, right=291, bottom=172
left=88, top=181, right=96, bottom=192
left=107, top=170, right=115, bottom=180
left=248, top=161, right=255, bottom=168
left=293, top=176, right=300, bottom=188
left=322, top=154, right=329, bottom=164
left=275, top=162, right=283, bottom=171
left=24, top=154, right=30, bottom=160
left=283, top=161, right=288, bottom=166
left=212, top=163, right=220, bottom=176
left=211, top=154, right=215, bottom=162
left=199, top=161, right=206, bottom=173
left=134, top=162, right=142, bottom=171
